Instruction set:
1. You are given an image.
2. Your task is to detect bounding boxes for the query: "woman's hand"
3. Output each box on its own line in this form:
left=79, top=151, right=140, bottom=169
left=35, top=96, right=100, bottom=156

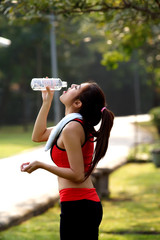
left=42, top=86, right=54, bottom=104
left=21, top=161, right=41, bottom=174
left=32, top=85, right=54, bottom=142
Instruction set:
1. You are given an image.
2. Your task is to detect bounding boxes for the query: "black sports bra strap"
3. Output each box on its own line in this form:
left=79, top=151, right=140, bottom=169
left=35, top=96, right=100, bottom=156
left=58, top=118, right=87, bottom=143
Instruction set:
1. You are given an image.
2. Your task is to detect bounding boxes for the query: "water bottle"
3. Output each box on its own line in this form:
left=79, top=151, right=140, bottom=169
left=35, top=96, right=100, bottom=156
left=31, top=78, right=67, bottom=91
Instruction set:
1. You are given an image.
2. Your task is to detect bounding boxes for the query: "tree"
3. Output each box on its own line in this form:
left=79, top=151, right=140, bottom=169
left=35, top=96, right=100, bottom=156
left=1, top=0, right=160, bottom=74
left=0, top=16, right=51, bottom=125
left=1, top=1, right=160, bottom=20
left=0, top=15, right=112, bottom=125
left=0, top=0, right=159, bottom=125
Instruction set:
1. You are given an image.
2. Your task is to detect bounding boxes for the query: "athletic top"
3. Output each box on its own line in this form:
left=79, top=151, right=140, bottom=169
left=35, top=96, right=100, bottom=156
left=50, top=119, right=94, bottom=172
left=50, top=118, right=100, bottom=203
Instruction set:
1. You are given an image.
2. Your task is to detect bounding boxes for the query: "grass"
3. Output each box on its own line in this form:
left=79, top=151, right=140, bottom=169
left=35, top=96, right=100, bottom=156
left=128, top=141, right=160, bottom=162
left=0, top=125, right=43, bottom=159
left=101, top=163, right=160, bottom=235
left=0, top=120, right=158, bottom=161
left=135, top=120, right=159, bottom=139
left=128, top=120, right=160, bottom=162
left=0, top=163, right=160, bottom=240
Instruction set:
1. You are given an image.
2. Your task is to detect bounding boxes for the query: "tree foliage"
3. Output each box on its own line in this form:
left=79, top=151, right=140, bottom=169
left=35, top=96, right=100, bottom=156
left=0, top=14, right=154, bottom=124
left=0, top=0, right=160, bottom=125
left=1, top=0, right=160, bottom=20
left=1, top=0, right=160, bottom=71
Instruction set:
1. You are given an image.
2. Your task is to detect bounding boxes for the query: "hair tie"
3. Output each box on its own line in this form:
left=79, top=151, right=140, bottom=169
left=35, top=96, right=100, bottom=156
left=101, top=107, right=107, bottom=113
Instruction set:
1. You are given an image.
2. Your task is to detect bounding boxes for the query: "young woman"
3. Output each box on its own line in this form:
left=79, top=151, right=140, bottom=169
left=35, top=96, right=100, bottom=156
left=21, top=82, right=114, bottom=240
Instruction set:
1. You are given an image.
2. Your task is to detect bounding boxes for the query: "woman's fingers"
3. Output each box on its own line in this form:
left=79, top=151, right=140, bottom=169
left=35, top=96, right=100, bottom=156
left=21, top=162, right=30, bottom=171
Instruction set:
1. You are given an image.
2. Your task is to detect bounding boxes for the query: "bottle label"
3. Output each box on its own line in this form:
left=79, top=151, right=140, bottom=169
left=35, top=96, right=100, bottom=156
left=31, top=78, right=61, bottom=90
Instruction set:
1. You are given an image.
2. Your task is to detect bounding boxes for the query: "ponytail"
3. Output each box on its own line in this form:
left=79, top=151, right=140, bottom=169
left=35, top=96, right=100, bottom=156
left=85, top=107, right=114, bottom=179
left=77, top=81, right=114, bottom=180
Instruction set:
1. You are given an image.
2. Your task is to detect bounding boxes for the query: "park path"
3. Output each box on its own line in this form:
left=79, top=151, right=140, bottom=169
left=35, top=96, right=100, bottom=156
left=0, top=115, right=152, bottom=230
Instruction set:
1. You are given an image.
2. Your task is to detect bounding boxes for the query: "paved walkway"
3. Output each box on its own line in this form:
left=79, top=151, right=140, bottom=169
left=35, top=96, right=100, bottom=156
left=0, top=115, right=152, bottom=230
left=97, top=114, right=152, bottom=168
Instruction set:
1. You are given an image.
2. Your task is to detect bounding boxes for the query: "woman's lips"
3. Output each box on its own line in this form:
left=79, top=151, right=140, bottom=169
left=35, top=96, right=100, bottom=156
left=63, top=87, right=70, bottom=94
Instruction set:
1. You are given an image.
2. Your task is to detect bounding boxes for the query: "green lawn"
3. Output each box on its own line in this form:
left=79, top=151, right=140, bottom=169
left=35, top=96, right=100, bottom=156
left=101, top=163, right=160, bottom=237
left=0, top=163, right=160, bottom=240
left=128, top=120, right=160, bottom=162
left=0, top=125, right=43, bottom=159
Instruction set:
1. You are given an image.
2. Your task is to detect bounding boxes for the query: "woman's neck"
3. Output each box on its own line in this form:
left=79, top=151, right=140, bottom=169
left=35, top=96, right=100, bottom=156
left=65, top=105, right=79, bottom=115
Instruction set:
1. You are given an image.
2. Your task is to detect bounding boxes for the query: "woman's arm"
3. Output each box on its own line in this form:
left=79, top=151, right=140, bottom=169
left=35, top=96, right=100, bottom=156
left=22, top=122, right=85, bottom=182
left=21, top=162, right=84, bottom=183
left=32, top=87, right=54, bottom=142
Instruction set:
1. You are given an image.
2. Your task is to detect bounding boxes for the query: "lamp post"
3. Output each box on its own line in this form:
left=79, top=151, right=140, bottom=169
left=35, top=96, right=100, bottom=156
left=0, top=37, right=11, bottom=47
left=133, top=51, right=141, bottom=160
left=0, top=36, right=11, bottom=124
left=49, top=14, right=61, bottom=124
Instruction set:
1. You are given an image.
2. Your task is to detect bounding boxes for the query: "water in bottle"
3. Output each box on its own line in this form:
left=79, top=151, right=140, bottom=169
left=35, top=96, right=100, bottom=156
left=31, top=78, right=67, bottom=91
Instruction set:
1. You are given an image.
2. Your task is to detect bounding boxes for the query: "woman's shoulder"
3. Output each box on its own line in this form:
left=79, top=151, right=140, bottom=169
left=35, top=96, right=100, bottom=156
left=63, top=120, right=84, bottom=135
left=62, top=120, right=86, bottom=146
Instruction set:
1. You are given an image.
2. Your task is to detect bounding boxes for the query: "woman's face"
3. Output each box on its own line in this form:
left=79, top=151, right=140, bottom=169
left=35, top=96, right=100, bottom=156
left=60, top=83, right=89, bottom=107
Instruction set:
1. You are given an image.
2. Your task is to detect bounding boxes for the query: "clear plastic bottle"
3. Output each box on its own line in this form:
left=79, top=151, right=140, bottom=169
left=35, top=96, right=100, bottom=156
left=31, top=78, right=67, bottom=91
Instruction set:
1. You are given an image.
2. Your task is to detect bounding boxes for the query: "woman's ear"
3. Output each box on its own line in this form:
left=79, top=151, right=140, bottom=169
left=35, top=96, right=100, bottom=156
left=73, top=99, right=82, bottom=110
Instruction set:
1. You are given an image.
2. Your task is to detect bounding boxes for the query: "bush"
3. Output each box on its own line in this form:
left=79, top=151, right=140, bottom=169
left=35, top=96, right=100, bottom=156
left=149, top=106, right=160, bottom=135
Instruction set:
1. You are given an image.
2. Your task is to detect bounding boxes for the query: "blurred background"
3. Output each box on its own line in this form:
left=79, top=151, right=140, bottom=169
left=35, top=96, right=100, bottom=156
left=0, top=2, right=160, bottom=239
left=0, top=5, right=160, bottom=128
left=0, top=0, right=160, bottom=160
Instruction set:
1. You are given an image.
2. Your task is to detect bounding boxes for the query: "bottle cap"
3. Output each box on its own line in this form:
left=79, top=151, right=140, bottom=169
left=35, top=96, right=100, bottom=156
left=62, top=81, right=67, bottom=88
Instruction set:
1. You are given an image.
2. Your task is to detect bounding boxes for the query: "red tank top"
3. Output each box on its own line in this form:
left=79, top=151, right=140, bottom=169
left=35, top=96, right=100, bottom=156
left=50, top=119, right=100, bottom=202
left=50, top=119, right=94, bottom=172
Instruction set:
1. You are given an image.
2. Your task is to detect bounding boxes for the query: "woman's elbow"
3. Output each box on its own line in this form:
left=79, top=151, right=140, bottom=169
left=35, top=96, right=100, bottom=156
left=32, top=137, right=39, bottom=142
left=73, top=173, right=85, bottom=183
left=32, top=135, right=41, bottom=142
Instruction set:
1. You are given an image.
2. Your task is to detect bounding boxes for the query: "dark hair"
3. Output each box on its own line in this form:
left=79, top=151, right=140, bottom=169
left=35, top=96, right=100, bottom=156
left=78, top=82, right=114, bottom=179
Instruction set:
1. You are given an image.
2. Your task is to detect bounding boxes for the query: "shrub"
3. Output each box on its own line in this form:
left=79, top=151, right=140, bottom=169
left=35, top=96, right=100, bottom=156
left=149, top=106, right=160, bottom=135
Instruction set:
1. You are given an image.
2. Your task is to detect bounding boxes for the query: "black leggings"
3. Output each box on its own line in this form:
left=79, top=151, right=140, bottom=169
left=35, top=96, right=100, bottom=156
left=60, top=199, right=103, bottom=240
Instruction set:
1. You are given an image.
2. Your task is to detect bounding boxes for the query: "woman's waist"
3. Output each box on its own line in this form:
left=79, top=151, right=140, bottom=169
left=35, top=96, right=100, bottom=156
left=58, top=177, right=100, bottom=202
left=59, top=187, right=100, bottom=202
left=58, top=176, right=93, bottom=190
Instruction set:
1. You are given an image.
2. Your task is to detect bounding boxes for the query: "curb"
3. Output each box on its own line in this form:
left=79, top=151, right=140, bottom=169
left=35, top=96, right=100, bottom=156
left=0, top=195, right=59, bottom=231
left=0, top=158, right=127, bottom=232
left=0, top=159, right=127, bottom=232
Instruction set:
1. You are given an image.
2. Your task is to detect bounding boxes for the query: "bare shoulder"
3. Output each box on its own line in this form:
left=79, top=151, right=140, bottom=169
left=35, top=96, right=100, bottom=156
left=62, top=121, right=84, bottom=136
left=62, top=121, right=85, bottom=147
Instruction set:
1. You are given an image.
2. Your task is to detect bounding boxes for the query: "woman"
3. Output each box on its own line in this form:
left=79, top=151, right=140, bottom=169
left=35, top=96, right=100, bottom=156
left=21, top=82, right=114, bottom=240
